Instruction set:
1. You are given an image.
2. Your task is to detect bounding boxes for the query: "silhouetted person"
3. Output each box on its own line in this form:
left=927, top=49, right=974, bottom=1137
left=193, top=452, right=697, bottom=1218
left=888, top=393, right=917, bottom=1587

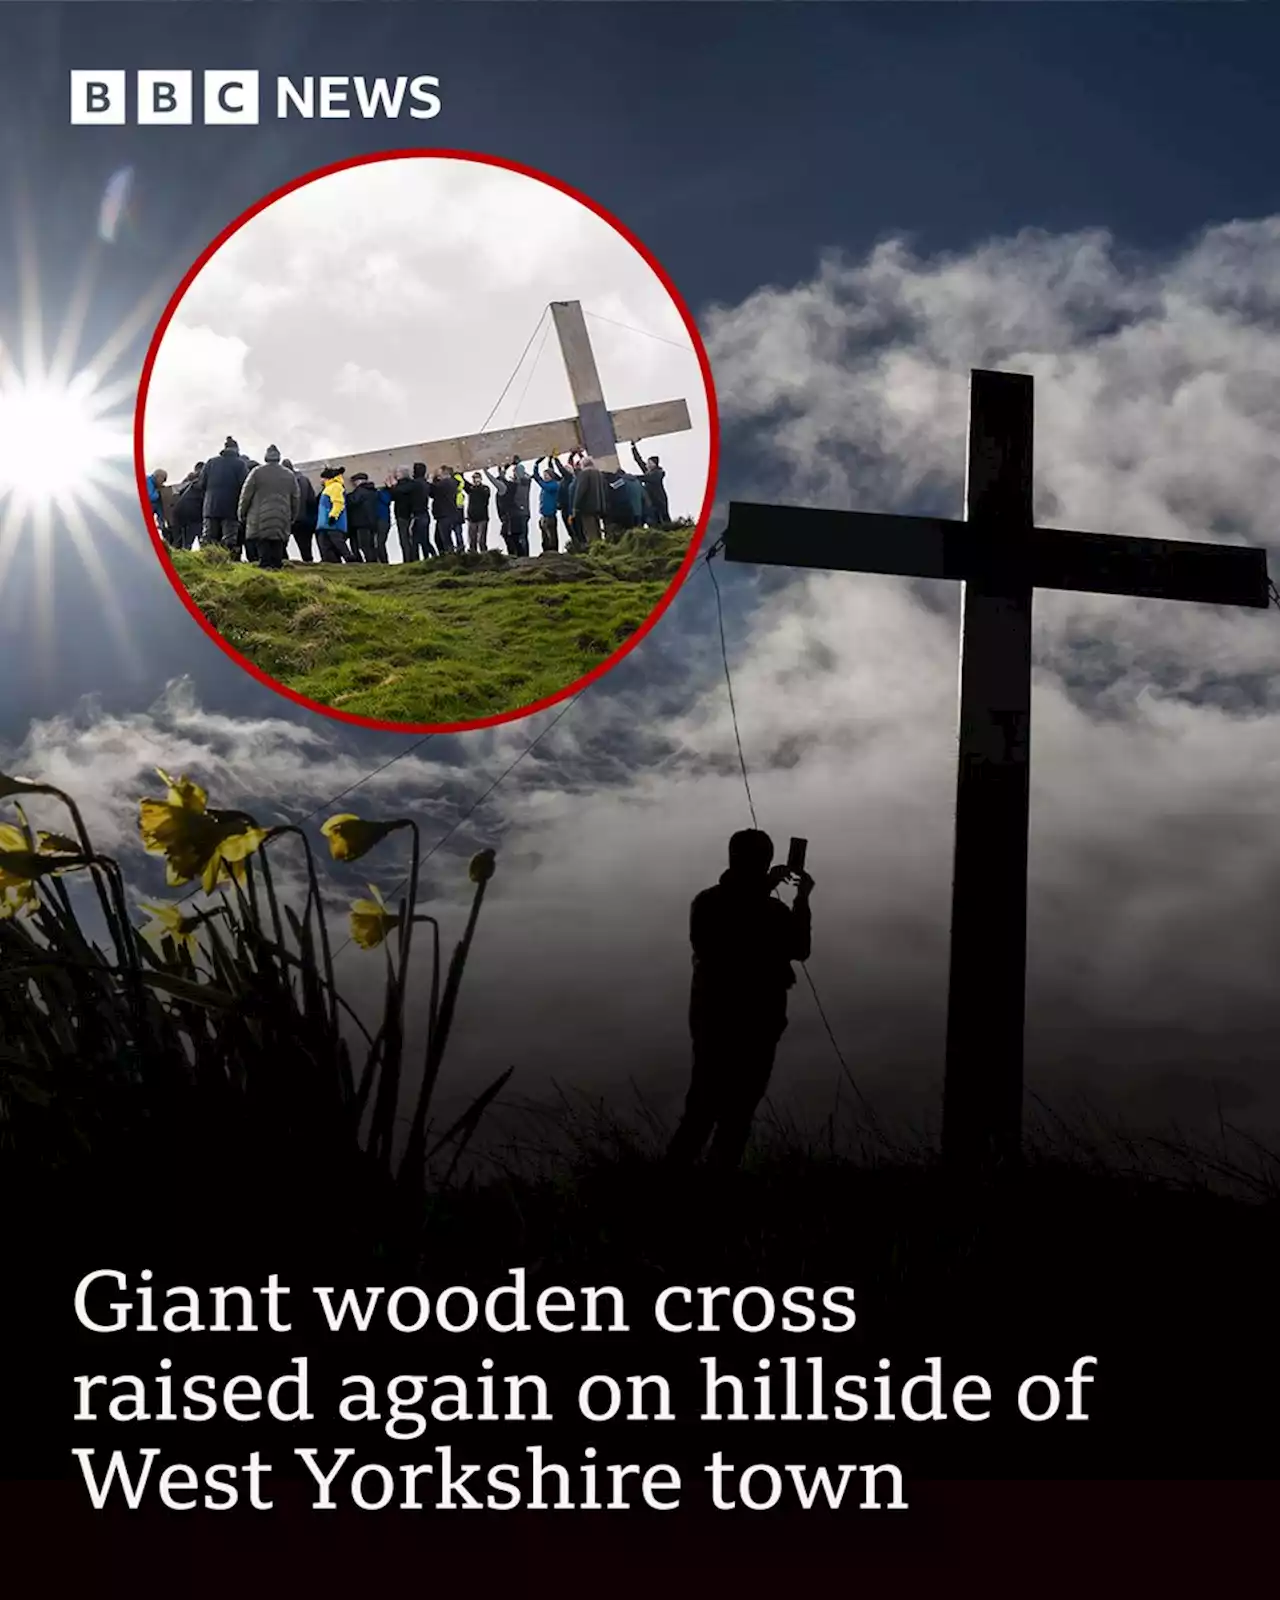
left=667, top=830, right=813, bottom=1170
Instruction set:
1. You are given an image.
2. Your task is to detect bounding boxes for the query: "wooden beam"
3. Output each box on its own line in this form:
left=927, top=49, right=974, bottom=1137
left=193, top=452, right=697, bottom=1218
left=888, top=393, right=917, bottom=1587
left=551, top=300, right=619, bottom=471
left=292, top=398, right=690, bottom=488
left=724, top=502, right=1270, bottom=612
left=943, top=369, right=1035, bottom=1170
left=724, top=502, right=962, bottom=581
left=1029, top=526, right=1271, bottom=609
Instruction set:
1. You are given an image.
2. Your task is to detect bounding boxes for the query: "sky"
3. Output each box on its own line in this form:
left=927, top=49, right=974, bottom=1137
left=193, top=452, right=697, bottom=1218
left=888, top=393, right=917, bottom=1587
left=142, top=153, right=711, bottom=539
left=3, top=3, right=1280, bottom=1154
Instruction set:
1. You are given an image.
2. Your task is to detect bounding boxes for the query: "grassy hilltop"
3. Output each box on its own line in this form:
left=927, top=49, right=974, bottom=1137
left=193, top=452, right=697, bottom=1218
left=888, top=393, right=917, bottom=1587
left=170, top=524, right=695, bottom=723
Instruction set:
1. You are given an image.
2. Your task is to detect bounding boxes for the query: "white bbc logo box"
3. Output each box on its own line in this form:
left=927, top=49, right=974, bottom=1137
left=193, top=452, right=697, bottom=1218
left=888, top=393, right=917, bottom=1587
left=70, top=70, right=260, bottom=124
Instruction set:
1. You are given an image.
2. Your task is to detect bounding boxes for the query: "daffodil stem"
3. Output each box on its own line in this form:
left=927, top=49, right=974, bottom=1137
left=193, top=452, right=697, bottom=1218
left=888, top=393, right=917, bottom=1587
left=394, top=822, right=421, bottom=1002
left=263, top=823, right=340, bottom=1036
left=401, top=875, right=489, bottom=1189
left=14, top=782, right=128, bottom=969
left=256, top=849, right=288, bottom=966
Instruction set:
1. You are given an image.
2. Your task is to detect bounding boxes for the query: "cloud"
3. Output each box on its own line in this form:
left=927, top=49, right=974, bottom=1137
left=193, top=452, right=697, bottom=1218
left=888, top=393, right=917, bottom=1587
left=141, top=154, right=712, bottom=523
left=12, top=216, right=1280, bottom=1148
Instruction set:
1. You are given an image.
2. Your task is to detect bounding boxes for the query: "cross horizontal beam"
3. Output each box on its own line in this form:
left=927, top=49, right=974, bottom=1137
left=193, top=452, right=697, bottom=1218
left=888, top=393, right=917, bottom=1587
left=723, top=501, right=1271, bottom=609
left=293, top=397, right=691, bottom=488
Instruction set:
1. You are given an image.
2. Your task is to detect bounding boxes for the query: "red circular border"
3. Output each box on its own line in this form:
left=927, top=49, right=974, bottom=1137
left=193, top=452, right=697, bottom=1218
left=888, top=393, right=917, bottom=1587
left=133, top=147, right=721, bottom=735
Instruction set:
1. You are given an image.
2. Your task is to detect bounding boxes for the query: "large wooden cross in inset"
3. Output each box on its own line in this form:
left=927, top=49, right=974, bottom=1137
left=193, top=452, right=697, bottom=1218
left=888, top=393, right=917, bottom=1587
left=293, top=300, right=691, bottom=488
left=723, top=369, right=1271, bottom=1167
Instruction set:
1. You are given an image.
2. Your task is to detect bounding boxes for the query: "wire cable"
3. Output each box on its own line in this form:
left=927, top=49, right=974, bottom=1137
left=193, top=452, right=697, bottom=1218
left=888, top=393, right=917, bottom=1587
left=582, top=307, right=697, bottom=353
left=510, top=315, right=554, bottom=432
left=476, top=307, right=550, bottom=437
left=702, top=539, right=880, bottom=1128
left=703, top=542, right=758, bottom=829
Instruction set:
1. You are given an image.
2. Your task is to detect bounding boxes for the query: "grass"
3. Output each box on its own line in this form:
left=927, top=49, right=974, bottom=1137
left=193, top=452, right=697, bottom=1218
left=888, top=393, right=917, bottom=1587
left=170, top=525, right=695, bottom=722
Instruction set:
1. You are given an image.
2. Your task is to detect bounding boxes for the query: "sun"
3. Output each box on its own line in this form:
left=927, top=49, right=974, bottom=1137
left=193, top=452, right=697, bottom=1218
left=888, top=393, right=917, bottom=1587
left=0, top=365, right=130, bottom=508
left=0, top=192, right=175, bottom=675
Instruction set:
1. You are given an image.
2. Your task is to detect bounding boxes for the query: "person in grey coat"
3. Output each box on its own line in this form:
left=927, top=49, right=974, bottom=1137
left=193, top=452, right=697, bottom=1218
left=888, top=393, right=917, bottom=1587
left=237, top=445, right=300, bottom=570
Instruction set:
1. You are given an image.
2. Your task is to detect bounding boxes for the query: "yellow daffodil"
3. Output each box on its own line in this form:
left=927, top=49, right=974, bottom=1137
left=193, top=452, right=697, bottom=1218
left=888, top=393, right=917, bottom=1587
left=0, top=816, right=84, bottom=884
left=0, top=817, right=47, bottom=917
left=140, top=901, right=204, bottom=955
left=0, top=879, right=39, bottom=919
left=320, top=813, right=404, bottom=862
left=138, top=768, right=268, bottom=893
left=349, top=885, right=400, bottom=950
left=469, top=848, right=497, bottom=884
left=38, top=831, right=81, bottom=857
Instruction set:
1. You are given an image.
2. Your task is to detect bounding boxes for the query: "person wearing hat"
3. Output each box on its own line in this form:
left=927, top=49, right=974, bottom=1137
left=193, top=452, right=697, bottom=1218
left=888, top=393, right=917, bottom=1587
left=346, top=472, right=383, bottom=564
left=315, top=466, right=350, bottom=563
left=197, top=436, right=250, bottom=552
left=237, top=445, right=301, bottom=570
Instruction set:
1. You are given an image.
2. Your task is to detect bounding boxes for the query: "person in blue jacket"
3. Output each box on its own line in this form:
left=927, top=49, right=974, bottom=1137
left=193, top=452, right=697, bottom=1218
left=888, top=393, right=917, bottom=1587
left=532, top=457, right=565, bottom=555
left=376, top=477, right=394, bottom=563
left=315, top=466, right=350, bottom=563
left=145, top=468, right=171, bottom=543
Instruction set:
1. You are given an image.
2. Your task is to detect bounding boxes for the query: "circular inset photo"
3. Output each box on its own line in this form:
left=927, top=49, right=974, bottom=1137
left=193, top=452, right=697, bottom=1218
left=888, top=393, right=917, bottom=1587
left=136, top=150, right=718, bottom=731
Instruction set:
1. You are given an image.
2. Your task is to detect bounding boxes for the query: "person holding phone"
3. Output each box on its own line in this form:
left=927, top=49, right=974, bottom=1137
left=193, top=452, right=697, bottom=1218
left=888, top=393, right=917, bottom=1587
left=668, top=829, right=814, bottom=1170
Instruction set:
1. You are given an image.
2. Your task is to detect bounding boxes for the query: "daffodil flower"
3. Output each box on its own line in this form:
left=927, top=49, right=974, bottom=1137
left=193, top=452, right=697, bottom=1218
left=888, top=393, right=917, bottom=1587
left=349, top=884, right=400, bottom=950
left=140, top=901, right=206, bottom=955
left=0, top=879, right=39, bottom=919
left=138, top=768, right=268, bottom=893
left=0, top=816, right=86, bottom=884
left=38, top=831, right=81, bottom=857
left=469, top=848, right=497, bottom=885
left=321, top=813, right=405, bottom=862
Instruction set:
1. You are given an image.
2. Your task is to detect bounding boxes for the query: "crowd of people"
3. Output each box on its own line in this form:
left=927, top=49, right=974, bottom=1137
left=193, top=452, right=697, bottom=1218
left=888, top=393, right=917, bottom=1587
left=147, top=436, right=674, bottom=569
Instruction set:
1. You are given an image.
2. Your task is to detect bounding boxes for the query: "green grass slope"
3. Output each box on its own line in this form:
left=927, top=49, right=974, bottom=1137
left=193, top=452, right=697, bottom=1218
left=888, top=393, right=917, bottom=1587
left=171, top=524, right=694, bottom=722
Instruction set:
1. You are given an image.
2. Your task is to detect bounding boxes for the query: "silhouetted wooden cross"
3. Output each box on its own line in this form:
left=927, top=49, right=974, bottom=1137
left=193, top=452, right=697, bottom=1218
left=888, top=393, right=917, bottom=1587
left=723, top=369, right=1271, bottom=1167
left=294, top=300, right=691, bottom=487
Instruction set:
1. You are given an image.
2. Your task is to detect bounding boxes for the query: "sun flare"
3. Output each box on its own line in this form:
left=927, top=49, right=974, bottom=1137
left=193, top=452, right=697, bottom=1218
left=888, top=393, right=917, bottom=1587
left=0, top=365, right=130, bottom=507
left=0, top=194, right=178, bottom=676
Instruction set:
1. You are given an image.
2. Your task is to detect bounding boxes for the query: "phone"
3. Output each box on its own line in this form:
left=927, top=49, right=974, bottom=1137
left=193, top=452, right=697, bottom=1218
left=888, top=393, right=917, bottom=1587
left=787, top=837, right=808, bottom=875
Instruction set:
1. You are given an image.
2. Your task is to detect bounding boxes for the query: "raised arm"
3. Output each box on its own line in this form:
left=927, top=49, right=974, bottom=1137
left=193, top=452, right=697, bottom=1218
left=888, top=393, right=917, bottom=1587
left=630, top=441, right=646, bottom=471
left=786, top=876, right=813, bottom=963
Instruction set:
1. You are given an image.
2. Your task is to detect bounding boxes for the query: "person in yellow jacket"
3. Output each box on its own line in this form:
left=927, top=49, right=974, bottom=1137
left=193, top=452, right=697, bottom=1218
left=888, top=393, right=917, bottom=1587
left=316, top=466, right=352, bottom=563
left=452, top=469, right=466, bottom=553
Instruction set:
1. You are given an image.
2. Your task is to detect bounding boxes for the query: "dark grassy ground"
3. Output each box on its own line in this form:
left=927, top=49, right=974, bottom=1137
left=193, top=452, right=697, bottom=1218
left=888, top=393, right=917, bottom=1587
left=170, top=526, right=694, bottom=722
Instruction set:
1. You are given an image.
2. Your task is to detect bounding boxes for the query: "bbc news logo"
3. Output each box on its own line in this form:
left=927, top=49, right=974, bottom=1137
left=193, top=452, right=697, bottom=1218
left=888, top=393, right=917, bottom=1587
left=70, top=71, right=442, bottom=125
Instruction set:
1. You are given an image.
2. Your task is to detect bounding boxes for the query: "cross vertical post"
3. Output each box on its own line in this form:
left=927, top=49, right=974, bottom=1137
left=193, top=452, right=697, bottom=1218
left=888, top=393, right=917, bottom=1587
left=942, top=371, right=1035, bottom=1168
left=550, top=300, right=620, bottom=471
